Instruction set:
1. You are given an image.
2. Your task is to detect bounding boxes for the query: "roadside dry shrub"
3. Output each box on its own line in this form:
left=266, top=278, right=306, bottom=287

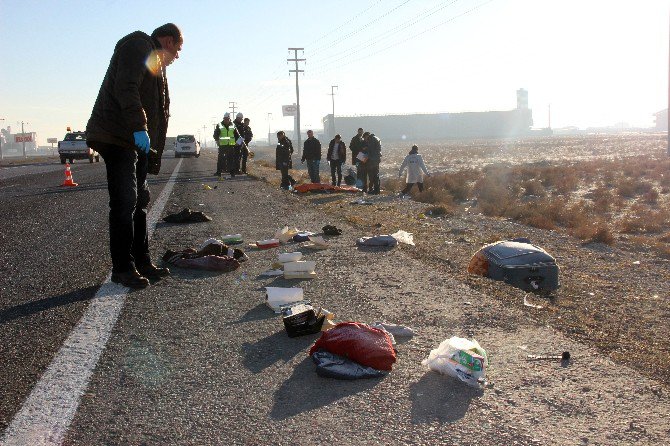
left=540, top=166, right=579, bottom=194
left=521, top=179, right=546, bottom=197
left=572, top=221, right=615, bottom=244
left=426, top=171, right=476, bottom=201
left=619, top=207, right=667, bottom=234
left=616, top=178, right=653, bottom=198
left=642, top=188, right=659, bottom=204
left=413, top=188, right=455, bottom=208
left=590, top=186, right=613, bottom=213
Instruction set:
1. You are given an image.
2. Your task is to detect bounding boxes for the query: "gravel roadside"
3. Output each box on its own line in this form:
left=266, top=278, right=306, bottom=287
left=65, top=153, right=670, bottom=445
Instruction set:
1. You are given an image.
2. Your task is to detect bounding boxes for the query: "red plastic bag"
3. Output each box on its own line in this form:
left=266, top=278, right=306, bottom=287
left=308, top=322, right=396, bottom=371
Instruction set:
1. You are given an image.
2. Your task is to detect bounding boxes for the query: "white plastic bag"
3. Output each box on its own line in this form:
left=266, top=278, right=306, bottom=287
left=391, top=230, right=415, bottom=246
left=422, top=336, right=488, bottom=387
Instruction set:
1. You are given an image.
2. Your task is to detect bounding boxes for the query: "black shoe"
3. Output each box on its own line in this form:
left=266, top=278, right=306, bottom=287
left=111, top=269, right=150, bottom=289
left=213, top=172, right=221, bottom=176
left=137, top=263, right=170, bottom=281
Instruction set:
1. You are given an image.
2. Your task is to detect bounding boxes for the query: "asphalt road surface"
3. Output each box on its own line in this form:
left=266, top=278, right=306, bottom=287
left=1, top=154, right=669, bottom=445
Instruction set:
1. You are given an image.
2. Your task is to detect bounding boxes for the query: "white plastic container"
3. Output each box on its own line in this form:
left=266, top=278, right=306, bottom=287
left=265, top=287, right=304, bottom=312
left=283, top=261, right=316, bottom=273
left=278, top=252, right=303, bottom=263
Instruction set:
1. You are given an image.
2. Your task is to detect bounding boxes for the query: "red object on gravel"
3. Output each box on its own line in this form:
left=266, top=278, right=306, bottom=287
left=308, top=322, right=397, bottom=371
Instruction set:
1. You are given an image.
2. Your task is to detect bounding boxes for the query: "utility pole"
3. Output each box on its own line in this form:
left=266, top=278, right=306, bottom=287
left=229, top=101, right=237, bottom=117
left=202, top=125, right=208, bottom=148
left=667, top=9, right=669, bottom=155
left=267, top=112, right=272, bottom=145
left=288, top=47, right=305, bottom=157
left=329, top=85, right=338, bottom=138
left=0, top=118, right=5, bottom=161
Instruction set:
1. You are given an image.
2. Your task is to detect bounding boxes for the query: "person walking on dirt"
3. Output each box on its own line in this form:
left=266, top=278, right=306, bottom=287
left=276, top=131, right=296, bottom=190
left=327, top=134, right=347, bottom=186
left=86, top=23, right=182, bottom=289
left=301, top=129, right=322, bottom=183
left=398, top=145, right=430, bottom=195
left=241, top=117, right=253, bottom=174
left=363, top=132, right=382, bottom=194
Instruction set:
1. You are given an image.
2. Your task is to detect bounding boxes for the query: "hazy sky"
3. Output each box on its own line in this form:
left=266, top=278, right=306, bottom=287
left=0, top=0, right=668, bottom=143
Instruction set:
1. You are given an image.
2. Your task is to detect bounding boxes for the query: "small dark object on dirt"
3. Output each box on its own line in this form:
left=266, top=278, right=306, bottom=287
left=527, top=351, right=571, bottom=362
left=322, top=225, right=342, bottom=236
left=163, top=208, right=212, bottom=223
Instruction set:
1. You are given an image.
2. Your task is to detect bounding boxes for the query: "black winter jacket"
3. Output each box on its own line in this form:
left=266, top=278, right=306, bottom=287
left=86, top=31, right=169, bottom=173
left=365, top=134, right=382, bottom=163
left=302, top=137, right=322, bottom=161
left=327, top=139, right=347, bottom=162
left=349, top=134, right=364, bottom=164
left=276, top=137, right=294, bottom=170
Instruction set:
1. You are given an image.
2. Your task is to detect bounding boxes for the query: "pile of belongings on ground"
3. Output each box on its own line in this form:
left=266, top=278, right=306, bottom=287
left=467, top=237, right=560, bottom=293
left=293, top=183, right=360, bottom=194
left=162, top=238, right=248, bottom=272
left=308, top=322, right=398, bottom=380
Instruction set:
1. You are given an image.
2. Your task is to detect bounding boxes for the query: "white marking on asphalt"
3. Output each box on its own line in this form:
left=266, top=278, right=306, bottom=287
left=0, top=159, right=183, bottom=446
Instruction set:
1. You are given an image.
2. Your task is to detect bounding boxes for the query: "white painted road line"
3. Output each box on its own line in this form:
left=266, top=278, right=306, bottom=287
left=0, top=159, right=183, bottom=446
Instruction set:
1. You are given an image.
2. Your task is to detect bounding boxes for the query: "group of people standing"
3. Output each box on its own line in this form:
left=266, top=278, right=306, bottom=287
left=276, top=127, right=383, bottom=194
left=213, top=112, right=253, bottom=177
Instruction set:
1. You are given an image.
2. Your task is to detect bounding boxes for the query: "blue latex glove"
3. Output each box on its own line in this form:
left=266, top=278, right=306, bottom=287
left=133, top=131, right=151, bottom=154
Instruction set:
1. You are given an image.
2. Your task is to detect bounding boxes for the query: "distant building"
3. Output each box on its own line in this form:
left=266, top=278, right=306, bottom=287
left=654, top=109, right=668, bottom=131
left=0, top=127, right=39, bottom=155
left=322, top=89, right=533, bottom=141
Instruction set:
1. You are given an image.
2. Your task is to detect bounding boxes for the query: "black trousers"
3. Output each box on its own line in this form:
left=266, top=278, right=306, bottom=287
left=279, top=163, right=295, bottom=189
left=241, top=146, right=249, bottom=172
left=94, top=142, right=151, bottom=273
left=330, top=160, right=343, bottom=186
left=367, top=161, right=380, bottom=194
left=402, top=182, right=424, bottom=194
left=357, top=162, right=368, bottom=192
left=216, top=145, right=228, bottom=174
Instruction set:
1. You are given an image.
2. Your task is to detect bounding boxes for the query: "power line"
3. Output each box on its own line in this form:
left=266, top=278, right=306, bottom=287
left=305, top=0, right=384, bottom=49
left=309, top=0, right=414, bottom=58
left=311, top=0, right=496, bottom=77
left=311, top=0, right=460, bottom=67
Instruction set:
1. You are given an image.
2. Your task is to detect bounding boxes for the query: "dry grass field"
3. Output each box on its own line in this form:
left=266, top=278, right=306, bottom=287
left=251, top=133, right=670, bottom=384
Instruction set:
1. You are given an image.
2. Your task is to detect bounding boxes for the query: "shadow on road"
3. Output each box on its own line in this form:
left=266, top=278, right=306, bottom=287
left=241, top=329, right=316, bottom=374
left=409, top=372, right=483, bottom=424
left=228, top=302, right=275, bottom=325
left=0, top=285, right=100, bottom=324
left=270, top=356, right=383, bottom=420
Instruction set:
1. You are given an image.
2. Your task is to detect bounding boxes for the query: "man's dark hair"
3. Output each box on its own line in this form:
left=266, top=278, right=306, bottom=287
left=358, top=128, right=363, bottom=132
left=362, top=132, right=370, bottom=138
left=244, top=118, right=250, bottom=123
left=335, top=134, right=341, bottom=139
left=276, top=131, right=284, bottom=137
left=152, top=23, right=183, bottom=43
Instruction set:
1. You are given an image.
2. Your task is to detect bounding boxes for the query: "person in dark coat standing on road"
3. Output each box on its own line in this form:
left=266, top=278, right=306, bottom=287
left=241, top=117, right=253, bottom=174
left=301, top=129, right=322, bottom=183
left=232, top=112, right=245, bottom=175
left=327, top=134, right=347, bottom=186
left=276, top=131, right=296, bottom=190
left=363, top=131, right=382, bottom=194
left=86, top=23, right=182, bottom=289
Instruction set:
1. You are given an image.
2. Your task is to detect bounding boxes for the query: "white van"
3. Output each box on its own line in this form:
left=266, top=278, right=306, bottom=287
left=174, top=134, right=201, bottom=158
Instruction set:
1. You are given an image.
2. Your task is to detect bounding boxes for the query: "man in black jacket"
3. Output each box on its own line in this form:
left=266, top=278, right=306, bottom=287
left=86, top=23, right=182, bottom=289
left=301, top=129, right=322, bottom=183
left=241, top=117, right=253, bottom=174
left=363, top=132, right=382, bottom=194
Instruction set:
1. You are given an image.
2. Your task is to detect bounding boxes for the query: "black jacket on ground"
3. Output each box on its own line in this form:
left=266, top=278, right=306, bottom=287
left=350, top=134, right=364, bottom=164
left=327, top=139, right=347, bottom=162
left=276, top=138, right=293, bottom=169
left=86, top=31, right=169, bottom=173
left=302, top=137, right=322, bottom=161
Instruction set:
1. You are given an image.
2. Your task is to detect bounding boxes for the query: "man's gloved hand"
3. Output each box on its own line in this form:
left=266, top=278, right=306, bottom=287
left=133, top=131, right=151, bottom=154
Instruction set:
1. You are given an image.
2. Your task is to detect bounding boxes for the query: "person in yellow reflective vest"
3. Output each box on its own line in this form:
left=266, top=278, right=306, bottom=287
left=213, top=112, right=240, bottom=177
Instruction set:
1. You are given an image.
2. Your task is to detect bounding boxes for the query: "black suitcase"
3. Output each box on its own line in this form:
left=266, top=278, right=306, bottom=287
left=477, top=238, right=560, bottom=293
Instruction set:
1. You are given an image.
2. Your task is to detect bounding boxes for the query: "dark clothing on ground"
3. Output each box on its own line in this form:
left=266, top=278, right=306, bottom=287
left=86, top=30, right=171, bottom=275
left=276, top=137, right=295, bottom=189
left=349, top=134, right=364, bottom=165
left=94, top=142, right=151, bottom=273
left=302, top=137, right=322, bottom=161
left=402, top=182, right=424, bottom=194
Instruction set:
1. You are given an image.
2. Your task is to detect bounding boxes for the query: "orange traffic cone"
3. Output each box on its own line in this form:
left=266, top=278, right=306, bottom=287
left=61, top=162, right=78, bottom=187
